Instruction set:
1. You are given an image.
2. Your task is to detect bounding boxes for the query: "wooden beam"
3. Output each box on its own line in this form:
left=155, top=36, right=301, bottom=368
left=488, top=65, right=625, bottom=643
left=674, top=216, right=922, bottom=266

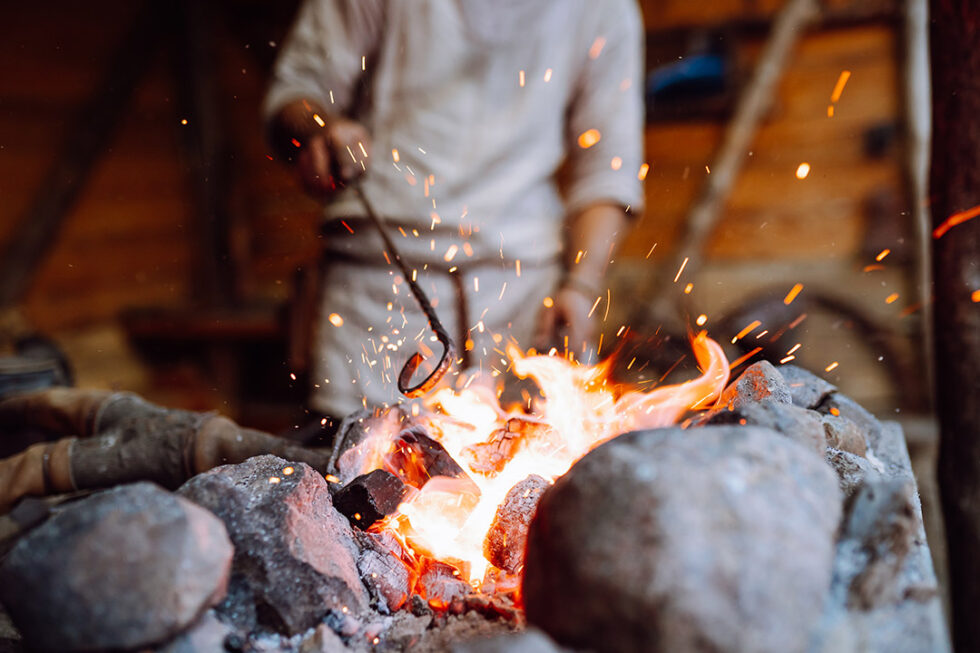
left=931, top=1, right=980, bottom=650
left=0, top=2, right=165, bottom=307
left=171, top=0, right=237, bottom=307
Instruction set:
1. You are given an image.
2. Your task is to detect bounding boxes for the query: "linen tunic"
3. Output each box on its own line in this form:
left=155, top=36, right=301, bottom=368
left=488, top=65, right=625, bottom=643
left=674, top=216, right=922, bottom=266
left=266, top=0, right=644, bottom=416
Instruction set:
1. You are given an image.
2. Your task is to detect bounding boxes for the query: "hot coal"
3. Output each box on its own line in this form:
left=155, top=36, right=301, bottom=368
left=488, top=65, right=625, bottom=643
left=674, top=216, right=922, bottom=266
left=462, top=418, right=556, bottom=476
left=355, top=530, right=417, bottom=613
left=416, top=558, right=472, bottom=610
left=335, top=469, right=410, bottom=529
left=387, top=426, right=469, bottom=487
left=484, top=474, right=550, bottom=572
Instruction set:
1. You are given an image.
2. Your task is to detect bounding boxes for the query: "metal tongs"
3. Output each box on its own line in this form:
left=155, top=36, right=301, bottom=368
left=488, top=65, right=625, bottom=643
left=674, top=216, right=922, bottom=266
left=352, top=183, right=456, bottom=397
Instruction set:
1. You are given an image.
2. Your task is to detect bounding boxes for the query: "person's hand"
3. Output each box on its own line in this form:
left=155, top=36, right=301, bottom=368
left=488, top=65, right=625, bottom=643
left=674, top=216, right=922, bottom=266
left=296, top=117, right=371, bottom=200
left=533, top=282, right=600, bottom=358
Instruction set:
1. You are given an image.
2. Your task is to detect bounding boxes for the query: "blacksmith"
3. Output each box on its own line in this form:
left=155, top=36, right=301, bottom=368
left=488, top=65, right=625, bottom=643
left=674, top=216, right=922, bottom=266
left=265, top=0, right=644, bottom=424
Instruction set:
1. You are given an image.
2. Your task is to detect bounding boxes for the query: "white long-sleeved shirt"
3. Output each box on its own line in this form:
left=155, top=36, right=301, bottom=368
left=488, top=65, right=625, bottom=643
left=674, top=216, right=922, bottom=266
left=265, top=0, right=645, bottom=266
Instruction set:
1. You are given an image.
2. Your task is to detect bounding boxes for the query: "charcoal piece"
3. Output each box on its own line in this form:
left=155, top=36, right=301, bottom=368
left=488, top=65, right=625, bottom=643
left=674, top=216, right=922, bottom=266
left=778, top=365, right=837, bottom=409
left=523, top=425, right=841, bottom=653
left=409, top=594, right=434, bottom=617
left=462, top=428, right=522, bottom=475
left=0, top=483, right=232, bottom=653
left=821, top=413, right=868, bottom=457
left=719, top=360, right=793, bottom=409
left=417, top=558, right=471, bottom=610
left=178, top=455, right=368, bottom=635
left=298, top=623, right=346, bottom=653
left=355, top=530, right=416, bottom=613
left=386, top=426, right=468, bottom=487
left=334, top=469, right=409, bottom=529
left=484, top=475, right=550, bottom=572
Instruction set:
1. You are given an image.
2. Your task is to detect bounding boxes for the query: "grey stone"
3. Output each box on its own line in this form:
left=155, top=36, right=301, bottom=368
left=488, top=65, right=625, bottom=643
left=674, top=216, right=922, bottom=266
left=299, top=624, right=347, bottom=653
left=825, top=448, right=880, bottom=500
left=700, top=400, right=826, bottom=456
left=523, top=425, right=841, bottom=653
left=841, top=480, right=918, bottom=610
left=156, top=610, right=238, bottom=653
left=452, top=628, right=566, bottom=653
left=178, top=455, right=369, bottom=635
left=821, top=414, right=868, bottom=457
left=778, top=365, right=837, bottom=409
left=719, top=360, right=793, bottom=409
left=0, top=482, right=232, bottom=652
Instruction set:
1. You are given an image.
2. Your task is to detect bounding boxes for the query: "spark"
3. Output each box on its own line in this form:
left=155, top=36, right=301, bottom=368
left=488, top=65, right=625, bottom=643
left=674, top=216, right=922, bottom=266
left=885, top=293, right=899, bottom=304
left=544, top=68, right=553, bottom=82
left=728, top=347, right=763, bottom=369
left=786, top=343, right=802, bottom=355
left=519, top=70, right=525, bottom=87
left=611, top=156, right=622, bottom=170
left=180, top=118, right=188, bottom=125
left=645, top=243, right=657, bottom=259
left=575, top=250, right=585, bottom=264
left=875, top=248, right=890, bottom=261
left=516, top=260, right=522, bottom=277
left=325, top=474, right=340, bottom=483
left=473, top=277, right=479, bottom=292
left=638, top=163, right=650, bottom=180
left=361, top=55, right=366, bottom=71
left=358, top=141, right=368, bottom=157
left=683, top=283, right=693, bottom=294
left=392, top=148, right=400, bottom=162
left=291, top=138, right=301, bottom=148
left=328, top=313, right=344, bottom=327
left=498, top=282, right=508, bottom=301
left=732, top=320, right=762, bottom=343
left=282, top=466, right=295, bottom=476
left=973, top=289, right=980, bottom=303
left=779, top=355, right=796, bottom=364
left=788, top=313, right=808, bottom=329
left=795, top=162, right=811, bottom=179
left=313, top=113, right=325, bottom=127
left=444, top=244, right=459, bottom=262
left=783, top=283, right=803, bottom=305
left=933, top=203, right=980, bottom=239
left=268, top=476, right=281, bottom=484
left=696, top=314, right=707, bottom=326
left=830, top=70, right=851, bottom=103
left=543, top=296, right=554, bottom=308
left=705, top=165, right=711, bottom=174
left=673, top=257, right=689, bottom=283
left=825, top=361, right=839, bottom=372
left=587, top=296, right=602, bottom=318
left=578, top=129, right=601, bottom=149
left=589, top=36, right=606, bottom=59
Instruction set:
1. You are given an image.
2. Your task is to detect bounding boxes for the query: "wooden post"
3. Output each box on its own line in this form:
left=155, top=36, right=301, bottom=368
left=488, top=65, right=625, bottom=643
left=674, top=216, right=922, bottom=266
left=930, top=1, right=980, bottom=650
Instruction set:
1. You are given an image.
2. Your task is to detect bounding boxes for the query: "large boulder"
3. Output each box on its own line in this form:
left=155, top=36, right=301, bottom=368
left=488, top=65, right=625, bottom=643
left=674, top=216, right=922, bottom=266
left=178, top=455, right=369, bottom=635
left=523, top=425, right=842, bottom=653
left=0, top=482, right=232, bottom=652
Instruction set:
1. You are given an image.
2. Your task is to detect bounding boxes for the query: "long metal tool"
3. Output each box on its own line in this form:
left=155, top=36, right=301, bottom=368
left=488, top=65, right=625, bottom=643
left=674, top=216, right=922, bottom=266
left=352, top=184, right=456, bottom=397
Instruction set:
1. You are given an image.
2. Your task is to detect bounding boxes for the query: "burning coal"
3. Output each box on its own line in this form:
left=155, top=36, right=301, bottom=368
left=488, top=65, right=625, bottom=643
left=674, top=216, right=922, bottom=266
left=339, top=331, right=730, bottom=592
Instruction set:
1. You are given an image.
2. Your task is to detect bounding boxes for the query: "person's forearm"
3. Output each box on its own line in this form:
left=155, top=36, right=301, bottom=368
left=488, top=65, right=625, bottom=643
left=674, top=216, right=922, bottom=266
left=562, top=203, right=630, bottom=295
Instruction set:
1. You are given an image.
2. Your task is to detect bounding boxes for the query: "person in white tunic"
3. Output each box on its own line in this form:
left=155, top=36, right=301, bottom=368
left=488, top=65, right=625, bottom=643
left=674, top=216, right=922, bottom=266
left=265, top=0, right=645, bottom=423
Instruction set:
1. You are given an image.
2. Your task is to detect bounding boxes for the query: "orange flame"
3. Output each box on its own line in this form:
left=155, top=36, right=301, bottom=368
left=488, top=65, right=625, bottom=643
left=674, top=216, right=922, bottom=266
left=365, top=332, right=729, bottom=586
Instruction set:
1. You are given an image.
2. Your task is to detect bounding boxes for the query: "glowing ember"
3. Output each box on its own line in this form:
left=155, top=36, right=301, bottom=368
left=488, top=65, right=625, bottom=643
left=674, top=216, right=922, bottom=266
left=358, top=333, right=729, bottom=585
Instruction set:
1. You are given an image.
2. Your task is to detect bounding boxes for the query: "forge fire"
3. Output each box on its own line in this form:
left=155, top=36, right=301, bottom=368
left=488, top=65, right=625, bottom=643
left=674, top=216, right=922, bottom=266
left=334, top=332, right=730, bottom=589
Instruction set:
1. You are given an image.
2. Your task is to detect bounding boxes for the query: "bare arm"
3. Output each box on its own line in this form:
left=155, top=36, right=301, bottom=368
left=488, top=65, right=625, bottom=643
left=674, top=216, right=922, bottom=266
left=535, top=202, right=630, bottom=357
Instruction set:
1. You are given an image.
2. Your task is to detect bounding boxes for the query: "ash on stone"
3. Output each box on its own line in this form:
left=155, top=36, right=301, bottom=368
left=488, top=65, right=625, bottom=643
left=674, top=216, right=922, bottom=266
left=335, top=469, right=409, bottom=529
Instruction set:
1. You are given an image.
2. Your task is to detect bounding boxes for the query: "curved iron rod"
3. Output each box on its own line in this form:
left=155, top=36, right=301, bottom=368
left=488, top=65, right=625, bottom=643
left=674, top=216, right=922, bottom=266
left=352, top=184, right=456, bottom=397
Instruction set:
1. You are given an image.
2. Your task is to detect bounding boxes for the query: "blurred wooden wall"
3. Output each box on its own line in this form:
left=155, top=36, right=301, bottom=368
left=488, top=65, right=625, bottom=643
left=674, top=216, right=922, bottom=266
left=0, top=0, right=917, bottom=416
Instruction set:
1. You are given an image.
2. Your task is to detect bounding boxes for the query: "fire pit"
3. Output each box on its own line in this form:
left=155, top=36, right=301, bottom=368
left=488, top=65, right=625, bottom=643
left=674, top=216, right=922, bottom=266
left=0, top=334, right=949, bottom=652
